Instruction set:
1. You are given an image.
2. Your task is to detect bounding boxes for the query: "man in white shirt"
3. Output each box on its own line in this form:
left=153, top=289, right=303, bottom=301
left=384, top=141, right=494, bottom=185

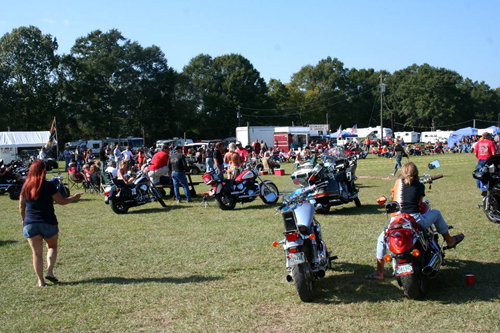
left=105, top=161, right=118, bottom=178
left=121, top=146, right=134, bottom=162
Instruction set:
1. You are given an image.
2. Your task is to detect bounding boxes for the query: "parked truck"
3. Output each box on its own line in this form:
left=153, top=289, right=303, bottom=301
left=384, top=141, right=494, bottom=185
left=236, top=126, right=276, bottom=148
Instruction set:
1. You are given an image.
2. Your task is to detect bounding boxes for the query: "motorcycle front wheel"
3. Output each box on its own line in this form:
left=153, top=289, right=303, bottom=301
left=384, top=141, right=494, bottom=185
left=215, top=193, right=237, bottom=210
left=484, top=209, right=500, bottom=223
left=260, top=182, right=279, bottom=204
left=110, top=198, right=129, bottom=214
left=8, top=186, right=21, bottom=200
left=292, top=262, right=315, bottom=302
left=150, top=187, right=167, bottom=208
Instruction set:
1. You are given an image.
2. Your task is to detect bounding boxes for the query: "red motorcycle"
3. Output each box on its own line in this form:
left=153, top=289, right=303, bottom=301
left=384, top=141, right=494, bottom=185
left=377, top=160, right=452, bottom=299
left=203, top=166, right=279, bottom=210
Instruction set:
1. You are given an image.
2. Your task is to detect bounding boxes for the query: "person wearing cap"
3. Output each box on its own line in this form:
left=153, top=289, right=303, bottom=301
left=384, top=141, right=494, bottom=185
left=474, top=132, right=497, bottom=195
left=167, top=146, right=192, bottom=203
left=236, top=141, right=249, bottom=165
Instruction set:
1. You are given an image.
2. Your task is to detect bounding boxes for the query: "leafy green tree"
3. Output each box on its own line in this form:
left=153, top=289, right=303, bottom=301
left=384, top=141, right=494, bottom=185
left=0, top=26, right=59, bottom=131
left=182, top=53, right=268, bottom=138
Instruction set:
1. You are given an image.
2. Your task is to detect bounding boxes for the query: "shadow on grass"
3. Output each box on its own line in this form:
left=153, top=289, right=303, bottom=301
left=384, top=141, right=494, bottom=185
left=313, top=262, right=404, bottom=304
left=0, top=240, right=17, bottom=246
left=128, top=206, right=182, bottom=214
left=313, top=260, right=500, bottom=304
left=331, top=203, right=382, bottom=216
left=59, top=275, right=222, bottom=286
left=424, top=259, right=500, bottom=303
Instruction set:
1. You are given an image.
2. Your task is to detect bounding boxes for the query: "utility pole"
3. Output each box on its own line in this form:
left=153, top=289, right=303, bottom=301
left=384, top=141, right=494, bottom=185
left=237, top=106, right=241, bottom=127
left=380, top=74, right=385, bottom=141
left=473, top=119, right=476, bottom=128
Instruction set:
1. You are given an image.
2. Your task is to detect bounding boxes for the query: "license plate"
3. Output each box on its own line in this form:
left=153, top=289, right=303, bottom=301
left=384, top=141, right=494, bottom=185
left=394, top=263, right=413, bottom=276
left=286, top=252, right=305, bottom=266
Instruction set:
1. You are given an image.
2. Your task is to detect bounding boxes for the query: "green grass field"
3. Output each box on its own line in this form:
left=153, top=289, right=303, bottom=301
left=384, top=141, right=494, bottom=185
left=1, top=153, right=499, bottom=332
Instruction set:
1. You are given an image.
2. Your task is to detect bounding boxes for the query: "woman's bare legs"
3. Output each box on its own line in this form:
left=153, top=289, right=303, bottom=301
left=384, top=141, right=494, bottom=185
left=27, top=235, right=45, bottom=286
left=45, top=234, right=58, bottom=279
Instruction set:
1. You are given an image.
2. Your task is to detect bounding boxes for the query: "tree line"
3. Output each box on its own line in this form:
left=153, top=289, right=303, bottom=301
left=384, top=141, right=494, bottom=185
left=1, top=26, right=499, bottom=147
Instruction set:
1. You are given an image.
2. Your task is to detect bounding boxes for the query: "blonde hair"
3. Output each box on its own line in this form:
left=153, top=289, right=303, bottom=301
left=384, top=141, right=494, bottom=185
left=401, top=162, right=419, bottom=186
left=228, top=142, right=236, bottom=153
left=119, top=160, right=128, bottom=169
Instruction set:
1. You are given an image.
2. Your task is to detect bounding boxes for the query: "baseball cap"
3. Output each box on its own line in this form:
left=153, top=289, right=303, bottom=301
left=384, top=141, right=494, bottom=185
left=236, top=141, right=242, bottom=146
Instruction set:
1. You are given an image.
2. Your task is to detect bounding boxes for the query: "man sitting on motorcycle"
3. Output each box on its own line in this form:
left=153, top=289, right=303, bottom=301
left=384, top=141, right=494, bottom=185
left=367, top=162, right=465, bottom=280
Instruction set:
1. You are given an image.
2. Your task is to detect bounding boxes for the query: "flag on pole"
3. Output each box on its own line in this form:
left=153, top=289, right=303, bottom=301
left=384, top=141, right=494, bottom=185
left=46, top=117, right=57, bottom=150
left=351, top=124, right=357, bottom=135
left=337, top=125, right=342, bottom=139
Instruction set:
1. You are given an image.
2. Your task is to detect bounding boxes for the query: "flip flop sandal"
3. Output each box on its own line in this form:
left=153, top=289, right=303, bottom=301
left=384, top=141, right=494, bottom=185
left=365, top=273, right=383, bottom=280
left=443, top=234, right=465, bottom=250
left=45, top=276, right=59, bottom=283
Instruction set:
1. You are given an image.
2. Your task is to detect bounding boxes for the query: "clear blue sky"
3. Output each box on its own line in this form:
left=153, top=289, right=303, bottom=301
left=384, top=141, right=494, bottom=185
left=1, top=0, right=499, bottom=88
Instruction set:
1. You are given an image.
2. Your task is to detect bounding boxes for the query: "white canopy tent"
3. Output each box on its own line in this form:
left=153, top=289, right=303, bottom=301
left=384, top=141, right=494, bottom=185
left=0, top=131, right=50, bottom=163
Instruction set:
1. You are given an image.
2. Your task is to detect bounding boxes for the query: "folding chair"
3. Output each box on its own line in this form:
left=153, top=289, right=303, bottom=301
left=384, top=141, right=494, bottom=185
left=68, top=171, right=84, bottom=190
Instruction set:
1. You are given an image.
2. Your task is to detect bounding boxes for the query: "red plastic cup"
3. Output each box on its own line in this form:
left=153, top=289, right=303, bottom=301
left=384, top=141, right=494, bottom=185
left=466, top=274, right=475, bottom=286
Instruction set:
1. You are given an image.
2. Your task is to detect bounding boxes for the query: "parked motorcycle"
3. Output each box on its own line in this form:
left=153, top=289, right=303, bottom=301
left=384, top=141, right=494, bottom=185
left=49, top=174, right=71, bottom=199
left=291, top=155, right=360, bottom=214
left=103, top=170, right=166, bottom=214
left=377, top=160, right=449, bottom=299
left=202, top=164, right=279, bottom=210
left=0, top=161, right=29, bottom=200
left=472, top=155, right=500, bottom=223
left=272, top=181, right=336, bottom=302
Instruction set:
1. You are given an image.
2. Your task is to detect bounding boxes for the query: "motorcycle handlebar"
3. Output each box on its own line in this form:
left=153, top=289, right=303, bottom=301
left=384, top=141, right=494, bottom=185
left=432, top=174, right=444, bottom=181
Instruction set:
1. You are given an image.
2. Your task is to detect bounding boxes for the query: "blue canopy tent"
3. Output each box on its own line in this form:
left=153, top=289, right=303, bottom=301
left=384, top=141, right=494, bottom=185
left=447, top=127, right=478, bottom=148
left=486, top=126, right=500, bottom=135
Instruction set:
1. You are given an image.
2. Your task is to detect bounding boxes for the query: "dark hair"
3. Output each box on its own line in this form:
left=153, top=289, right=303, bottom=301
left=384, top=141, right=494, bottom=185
left=21, top=160, right=46, bottom=201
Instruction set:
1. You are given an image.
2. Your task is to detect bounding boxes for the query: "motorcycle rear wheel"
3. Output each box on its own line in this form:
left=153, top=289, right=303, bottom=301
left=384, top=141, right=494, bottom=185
left=354, top=197, right=361, bottom=207
left=216, top=194, right=236, bottom=210
left=110, top=198, right=129, bottom=214
left=292, top=262, right=315, bottom=302
left=400, top=271, right=426, bottom=299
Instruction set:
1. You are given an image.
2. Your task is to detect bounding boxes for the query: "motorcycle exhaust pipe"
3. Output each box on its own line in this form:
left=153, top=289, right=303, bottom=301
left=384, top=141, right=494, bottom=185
left=286, top=275, right=293, bottom=282
left=421, top=252, right=442, bottom=278
left=238, top=194, right=259, bottom=198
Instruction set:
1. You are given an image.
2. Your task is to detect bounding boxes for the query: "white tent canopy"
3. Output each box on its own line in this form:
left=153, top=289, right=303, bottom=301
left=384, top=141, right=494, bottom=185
left=0, top=131, right=50, bottom=148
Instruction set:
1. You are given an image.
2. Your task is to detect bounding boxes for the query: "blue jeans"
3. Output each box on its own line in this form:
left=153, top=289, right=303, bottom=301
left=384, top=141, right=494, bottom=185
left=172, top=171, right=191, bottom=201
left=205, top=157, right=214, bottom=172
left=476, top=160, right=487, bottom=192
left=393, top=155, right=402, bottom=174
left=65, top=157, right=71, bottom=172
left=376, top=209, right=449, bottom=259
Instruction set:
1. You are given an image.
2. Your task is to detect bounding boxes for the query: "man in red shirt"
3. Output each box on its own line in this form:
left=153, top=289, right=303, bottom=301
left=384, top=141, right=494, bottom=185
left=474, top=132, right=496, bottom=195
left=148, top=143, right=170, bottom=184
left=236, top=141, right=249, bottom=165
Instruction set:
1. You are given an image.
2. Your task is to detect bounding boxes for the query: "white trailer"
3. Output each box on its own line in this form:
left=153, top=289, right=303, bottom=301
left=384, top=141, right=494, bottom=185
left=420, top=130, right=453, bottom=143
left=87, top=139, right=104, bottom=154
left=356, top=126, right=392, bottom=141
left=0, top=131, right=50, bottom=164
left=395, top=131, right=420, bottom=143
left=236, top=126, right=276, bottom=148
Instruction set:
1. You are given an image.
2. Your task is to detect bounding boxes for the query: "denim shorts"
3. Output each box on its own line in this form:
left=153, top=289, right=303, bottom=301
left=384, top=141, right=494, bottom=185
left=23, top=223, right=59, bottom=239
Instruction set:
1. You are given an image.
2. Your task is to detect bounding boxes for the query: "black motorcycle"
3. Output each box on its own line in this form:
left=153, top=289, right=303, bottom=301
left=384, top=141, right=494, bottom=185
left=473, top=155, right=500, bottom=223
left=103, top=170, right=166, bottom=214
left=0, top=161, right=29, bottom=200
left=291, top=155, right=360, bottom=214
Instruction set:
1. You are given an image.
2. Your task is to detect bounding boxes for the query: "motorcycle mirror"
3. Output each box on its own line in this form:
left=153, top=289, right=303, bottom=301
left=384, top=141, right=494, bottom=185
left=428, top=160, right=440, bottom=170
